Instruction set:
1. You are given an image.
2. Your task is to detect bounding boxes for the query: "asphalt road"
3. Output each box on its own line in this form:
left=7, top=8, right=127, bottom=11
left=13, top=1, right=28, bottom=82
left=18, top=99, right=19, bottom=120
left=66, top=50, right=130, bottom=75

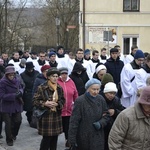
left=0, top=112, right=66, bottom=150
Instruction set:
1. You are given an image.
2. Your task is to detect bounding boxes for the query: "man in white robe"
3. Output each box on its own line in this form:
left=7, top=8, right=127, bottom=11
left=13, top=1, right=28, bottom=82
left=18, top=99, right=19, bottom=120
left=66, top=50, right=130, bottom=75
left=120, top=50, right=145, bottom=108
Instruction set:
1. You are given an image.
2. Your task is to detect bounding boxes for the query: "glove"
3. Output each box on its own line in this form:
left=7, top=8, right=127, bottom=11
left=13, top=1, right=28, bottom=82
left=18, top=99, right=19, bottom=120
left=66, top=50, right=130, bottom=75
left=93, top=121, right=101, bottom=130
left=16, top=91, right=22, bottom=99
left=69, top=143, right=78, bottom=150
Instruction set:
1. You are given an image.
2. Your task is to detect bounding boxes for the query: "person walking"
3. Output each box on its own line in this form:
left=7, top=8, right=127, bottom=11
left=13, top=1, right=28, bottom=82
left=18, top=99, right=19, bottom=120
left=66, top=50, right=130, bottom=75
left=68, top=78, right=110, bottom=150
left=108, top=86, right=150, bottom=150
left=20, top=62, right=39, bottom=125
left=33, top=67, right=65, bottom=150
left=57, top=67, right=78, bottom=148
left=0, top=66, right=24, bottom=146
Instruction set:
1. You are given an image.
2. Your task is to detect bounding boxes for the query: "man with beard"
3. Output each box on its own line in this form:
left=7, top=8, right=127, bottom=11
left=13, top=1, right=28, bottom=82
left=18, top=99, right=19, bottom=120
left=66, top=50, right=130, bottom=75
left=20, top=62, right=39, bottom=126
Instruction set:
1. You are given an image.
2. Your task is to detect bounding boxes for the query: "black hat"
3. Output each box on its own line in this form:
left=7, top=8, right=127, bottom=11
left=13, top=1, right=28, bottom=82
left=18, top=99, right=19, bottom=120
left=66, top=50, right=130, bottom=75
left=110, top=48, right=118, bottom=54
left=46, top=67, right=60, bottom=76
left=26, top=62, right=34, bottom=69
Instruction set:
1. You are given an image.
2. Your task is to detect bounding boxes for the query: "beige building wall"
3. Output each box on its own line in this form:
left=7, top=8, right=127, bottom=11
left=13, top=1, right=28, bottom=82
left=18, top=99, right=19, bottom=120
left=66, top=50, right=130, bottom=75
left=80, top=0, right=150, bottom=54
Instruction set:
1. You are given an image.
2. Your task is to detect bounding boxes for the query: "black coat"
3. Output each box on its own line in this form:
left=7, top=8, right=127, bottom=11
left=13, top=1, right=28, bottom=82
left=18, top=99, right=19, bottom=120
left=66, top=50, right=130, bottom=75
left=104, top=57, right=124, bottom=85
left=69, top=62, right=89, bottom=96
left=101, top=93, right=125, bottom=150
left=21, top=69, right=39, bottom=111
left=68, top=93, right=110, bottom=150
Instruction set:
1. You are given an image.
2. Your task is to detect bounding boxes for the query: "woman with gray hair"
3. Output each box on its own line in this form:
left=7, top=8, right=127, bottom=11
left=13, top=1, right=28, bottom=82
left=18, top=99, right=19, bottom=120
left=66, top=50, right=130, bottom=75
left=68, top=78, right=110, bottom=150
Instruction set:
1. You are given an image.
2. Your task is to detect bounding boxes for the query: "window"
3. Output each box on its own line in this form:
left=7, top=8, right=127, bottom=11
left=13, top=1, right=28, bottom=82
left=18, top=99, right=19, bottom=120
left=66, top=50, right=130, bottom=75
left=123, top=0, right=140, bottom=12
left=123, top=35, right=139, bottom=55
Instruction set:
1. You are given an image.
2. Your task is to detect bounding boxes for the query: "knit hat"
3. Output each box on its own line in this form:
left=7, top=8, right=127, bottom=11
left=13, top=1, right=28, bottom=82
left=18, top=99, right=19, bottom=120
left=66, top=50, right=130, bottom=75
left=138, top=86, right=150, bottom=105
left=5, top=66, right=15, bottom=75
left=46, top=67, right=60, bottom=76
left=104, top=82, right=118, bottom=93
left=49, top=51, right=56, bottom=58
left=20, top=58, right=26, bottom=64
left=101, top=73, right=114, bottom=86
left=85, top=78, right=101, bottom=90
left=26, top=62, right=34, bottom=69
left=41, top=65, right=51, bottom=72
left=110, top=48, right=118, bottom=54
left=134, top=50, right=145, bottom=59
left=84, top=49, right=90, bottom=55
left=95, top=64, right=107, bottom=74
left=59, top=67, right=68, bottom=74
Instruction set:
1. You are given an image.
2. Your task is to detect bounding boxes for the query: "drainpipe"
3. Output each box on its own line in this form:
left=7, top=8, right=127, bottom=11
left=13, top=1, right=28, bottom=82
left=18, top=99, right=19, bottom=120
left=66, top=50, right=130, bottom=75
left=82, top=0, right=85, bottom=50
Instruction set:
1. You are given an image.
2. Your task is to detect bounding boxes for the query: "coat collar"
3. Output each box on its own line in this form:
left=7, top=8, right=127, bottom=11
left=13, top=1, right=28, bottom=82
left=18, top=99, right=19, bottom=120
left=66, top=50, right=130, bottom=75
left=135, top=102, right=146, bottom=119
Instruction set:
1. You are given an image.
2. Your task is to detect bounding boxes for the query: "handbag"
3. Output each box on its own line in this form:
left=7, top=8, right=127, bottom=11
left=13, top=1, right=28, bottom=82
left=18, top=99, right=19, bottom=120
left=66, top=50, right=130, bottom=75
left=33, top=107, right=47, bottom=119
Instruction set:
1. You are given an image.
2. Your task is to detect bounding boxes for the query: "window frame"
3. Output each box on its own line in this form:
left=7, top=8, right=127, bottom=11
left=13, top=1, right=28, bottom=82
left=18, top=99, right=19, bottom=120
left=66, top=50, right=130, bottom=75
left=123, top=0, right=140, bottom=12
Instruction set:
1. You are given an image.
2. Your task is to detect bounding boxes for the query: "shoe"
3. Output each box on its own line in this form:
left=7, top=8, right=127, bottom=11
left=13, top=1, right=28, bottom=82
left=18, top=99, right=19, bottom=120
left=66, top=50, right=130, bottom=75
left=7, top=141, right=13, bottom=146
left=0, top=135, right=3, bottom=139
left=12, top=136, right=16, bottom=140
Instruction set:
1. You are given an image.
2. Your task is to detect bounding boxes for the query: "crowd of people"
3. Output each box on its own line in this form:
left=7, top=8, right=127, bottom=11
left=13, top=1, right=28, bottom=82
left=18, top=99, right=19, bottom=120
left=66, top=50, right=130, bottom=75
left=0, top=45, right=149, bottom=150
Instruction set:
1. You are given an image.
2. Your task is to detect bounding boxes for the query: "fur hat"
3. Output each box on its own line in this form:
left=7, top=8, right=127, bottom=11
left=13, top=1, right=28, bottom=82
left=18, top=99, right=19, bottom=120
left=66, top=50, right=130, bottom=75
left=26, top=62, right=34, bottom=69
left=138, top=86, right=150, bottom=105
left=59, top=67, right=68, bottom=74
left=5, top=66, right=15, bottom=75
left=101, top=73, right=114, bottom=86
left=41, top=65, right=51, bottom=72
left=104, top=82, right=118, bottom=93
left=95, top=65, right=107, bottom=74
left=85, top=78, right=101, bottom=90
left=46, top=67, right=60, bottom=76
left=134, top=50, right=145, bottom=59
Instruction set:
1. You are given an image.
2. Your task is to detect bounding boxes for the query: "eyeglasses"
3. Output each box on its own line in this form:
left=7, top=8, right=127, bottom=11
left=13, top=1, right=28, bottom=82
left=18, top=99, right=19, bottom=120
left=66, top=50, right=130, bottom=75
left=77, top=53, right=83, bottom=54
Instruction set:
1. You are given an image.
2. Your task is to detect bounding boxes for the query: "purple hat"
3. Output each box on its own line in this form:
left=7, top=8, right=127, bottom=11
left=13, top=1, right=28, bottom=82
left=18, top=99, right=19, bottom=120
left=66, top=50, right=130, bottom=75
left=138, top=86, right=150, bottom=105
left=5, top=66, right=15, bottom=75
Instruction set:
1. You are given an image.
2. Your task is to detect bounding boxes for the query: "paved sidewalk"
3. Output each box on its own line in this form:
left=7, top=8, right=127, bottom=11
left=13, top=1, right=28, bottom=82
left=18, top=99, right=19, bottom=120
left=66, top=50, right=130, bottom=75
left=0, top=112, right=66, bottom=150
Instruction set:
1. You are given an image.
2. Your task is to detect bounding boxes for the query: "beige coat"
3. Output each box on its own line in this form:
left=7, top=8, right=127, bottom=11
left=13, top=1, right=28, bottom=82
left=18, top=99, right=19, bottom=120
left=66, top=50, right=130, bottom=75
left=108, top=102, right=150, bottom=150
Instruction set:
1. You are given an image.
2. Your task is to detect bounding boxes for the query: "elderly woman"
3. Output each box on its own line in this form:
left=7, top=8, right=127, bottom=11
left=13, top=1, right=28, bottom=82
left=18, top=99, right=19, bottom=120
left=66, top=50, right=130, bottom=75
left=33, top=67, right=65, bottom=150
left=102, top=82, right=125, bottom=150
left=108, top=86, right=150, bottom=150
left=57, top=67, right=78, bottom=148
left=0, top=66, right=24, bottom=146
left=93, top=64, right=107, bottom=81
left=68, top=78, right=110, bottom=150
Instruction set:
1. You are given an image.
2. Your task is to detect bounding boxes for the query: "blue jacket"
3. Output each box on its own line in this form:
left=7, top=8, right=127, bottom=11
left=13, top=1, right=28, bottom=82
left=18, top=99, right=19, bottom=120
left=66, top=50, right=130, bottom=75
left=104, top=57, right=124, bottom=85
left=0, top=76, right=24, bottom=113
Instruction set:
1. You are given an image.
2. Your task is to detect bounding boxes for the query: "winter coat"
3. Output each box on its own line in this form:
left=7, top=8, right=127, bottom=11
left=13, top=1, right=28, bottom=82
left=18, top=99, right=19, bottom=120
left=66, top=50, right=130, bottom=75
left=32, top=73, right=47, bottom=97
left=0, top=76, right=23, bottom=113
left=20, top=69, right=39, bottom=111
left=57, top=77, right=78, bottom=116
left=69, top=62, right=89, bottom=96
left=33, top=81, right=65, bottom=136
left=68, top=93, right=110, bottom=150
left=101, top=93, right=125, bottom=150
left=104, top=57, right=124, bottom=85
left=108, top=102, right=150, bottom=150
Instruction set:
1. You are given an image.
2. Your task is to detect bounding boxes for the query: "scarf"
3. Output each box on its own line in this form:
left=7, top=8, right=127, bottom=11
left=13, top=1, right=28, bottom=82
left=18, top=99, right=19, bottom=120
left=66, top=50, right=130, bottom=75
left=48, top=80, right=58, bottom=112
left=38, top=59, right=45, bottom=66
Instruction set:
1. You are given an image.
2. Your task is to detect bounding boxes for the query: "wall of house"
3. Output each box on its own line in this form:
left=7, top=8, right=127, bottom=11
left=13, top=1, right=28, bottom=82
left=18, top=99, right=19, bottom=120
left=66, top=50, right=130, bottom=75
left=79, top=0, right=150, bottom=53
